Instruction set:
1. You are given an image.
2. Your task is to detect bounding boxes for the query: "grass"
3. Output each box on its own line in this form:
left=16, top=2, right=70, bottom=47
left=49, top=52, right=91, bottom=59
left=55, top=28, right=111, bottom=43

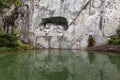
left=0, top=34, right=33, bottom=52
left=0, top=44, right=33, bottom=52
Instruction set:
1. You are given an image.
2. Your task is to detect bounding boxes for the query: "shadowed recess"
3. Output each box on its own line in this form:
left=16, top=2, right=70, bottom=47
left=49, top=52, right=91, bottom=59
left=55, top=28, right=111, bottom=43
left=41, top=16, right=68, bottom=31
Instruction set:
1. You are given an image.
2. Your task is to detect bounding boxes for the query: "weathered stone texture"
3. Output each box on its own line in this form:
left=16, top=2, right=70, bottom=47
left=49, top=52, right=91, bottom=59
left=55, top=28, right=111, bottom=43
left=17, top=0, right=120, bottom=49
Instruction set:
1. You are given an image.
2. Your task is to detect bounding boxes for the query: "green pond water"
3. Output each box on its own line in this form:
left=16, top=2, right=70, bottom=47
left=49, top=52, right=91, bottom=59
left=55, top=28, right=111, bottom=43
left=0, top=50, right=120, bottom=80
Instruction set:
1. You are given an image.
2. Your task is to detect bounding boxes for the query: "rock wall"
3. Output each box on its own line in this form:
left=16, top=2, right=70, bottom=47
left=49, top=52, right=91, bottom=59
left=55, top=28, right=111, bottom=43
left=18, top=0, right=120, bottom=49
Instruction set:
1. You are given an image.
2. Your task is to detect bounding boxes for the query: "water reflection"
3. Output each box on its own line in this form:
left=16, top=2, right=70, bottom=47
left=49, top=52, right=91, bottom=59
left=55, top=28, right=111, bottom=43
left=0, top=50, right=120, bottom=80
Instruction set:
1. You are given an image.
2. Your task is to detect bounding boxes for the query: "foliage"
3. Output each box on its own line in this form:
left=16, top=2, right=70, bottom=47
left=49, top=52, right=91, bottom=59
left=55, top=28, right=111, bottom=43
left=109, top=39, right=120, bottom=44
left=0, top=33, right=32, bottom=51
left=17, top=40, right=32, bottom=50
left=109, top=26, right=120, bottom=44
left=0, top=47, right=11, bottom=51
left=116, top=26, right=120, bottom=39
left=0, top=0, right=32, bottom=51
left=0, top=33, right=19, bottom=47
left=0, top=0, right=21, bottom=13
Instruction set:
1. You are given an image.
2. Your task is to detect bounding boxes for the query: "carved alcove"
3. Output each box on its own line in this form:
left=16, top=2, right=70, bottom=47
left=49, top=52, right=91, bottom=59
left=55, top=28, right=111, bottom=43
left=35, top=16, right=69, bottom=48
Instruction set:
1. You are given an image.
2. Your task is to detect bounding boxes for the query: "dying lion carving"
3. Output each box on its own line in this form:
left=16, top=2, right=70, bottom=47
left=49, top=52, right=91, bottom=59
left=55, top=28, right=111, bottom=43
left=40, top=16, right=68, bottom=31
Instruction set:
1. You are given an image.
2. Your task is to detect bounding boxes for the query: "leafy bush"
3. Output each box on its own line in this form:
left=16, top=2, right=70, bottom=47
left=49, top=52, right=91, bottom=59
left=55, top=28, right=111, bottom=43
left=17, top=40, right=32, bottom=50
left=0, top=33, right=32, bottom=51
left=109, top=39, right=120, bottom=44
left=116, top=26, right=120, bottom=39
left=0, top=33, right=19, bottom=47
left=109, top=26, right=120, bottom=44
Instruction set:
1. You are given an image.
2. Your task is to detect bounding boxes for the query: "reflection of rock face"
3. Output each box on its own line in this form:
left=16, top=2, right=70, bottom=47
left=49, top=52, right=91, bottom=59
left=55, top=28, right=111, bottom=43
left=0, top=50, right=120, bottom=80
left=18, top=0, right=120, bottom=49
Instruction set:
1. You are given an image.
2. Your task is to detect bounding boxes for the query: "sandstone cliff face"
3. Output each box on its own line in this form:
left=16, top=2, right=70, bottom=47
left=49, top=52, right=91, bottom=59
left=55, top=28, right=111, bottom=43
left=18, top=0, right=120, bottom=49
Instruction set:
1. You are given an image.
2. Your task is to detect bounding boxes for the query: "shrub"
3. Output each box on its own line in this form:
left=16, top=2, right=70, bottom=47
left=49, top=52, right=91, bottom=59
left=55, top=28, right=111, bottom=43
left=0, top=33, right=19, bottom=47
left=109, top=26, right=120, bottom=44
left=116, top=26, right=120, bottom=39
left=17, top=40, right=32, bottom=50
left=109, top=39, right=120, bottom=44
left=0, top=33, right=32, bottom=51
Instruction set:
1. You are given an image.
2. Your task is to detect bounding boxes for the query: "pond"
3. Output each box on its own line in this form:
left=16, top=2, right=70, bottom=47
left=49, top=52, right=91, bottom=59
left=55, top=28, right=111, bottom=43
left=0, top=50, right=120, bottom=80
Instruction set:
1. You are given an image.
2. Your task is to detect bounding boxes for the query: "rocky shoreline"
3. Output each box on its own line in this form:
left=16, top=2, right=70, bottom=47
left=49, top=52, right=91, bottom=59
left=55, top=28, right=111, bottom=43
left=87, top=44, right=120, bottom=53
